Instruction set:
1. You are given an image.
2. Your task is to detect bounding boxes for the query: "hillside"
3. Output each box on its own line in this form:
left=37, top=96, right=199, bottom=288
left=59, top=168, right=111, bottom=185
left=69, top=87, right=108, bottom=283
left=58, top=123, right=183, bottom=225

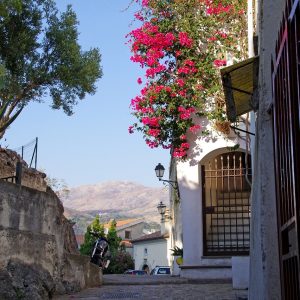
left=62, top=181, right=168, bottom=233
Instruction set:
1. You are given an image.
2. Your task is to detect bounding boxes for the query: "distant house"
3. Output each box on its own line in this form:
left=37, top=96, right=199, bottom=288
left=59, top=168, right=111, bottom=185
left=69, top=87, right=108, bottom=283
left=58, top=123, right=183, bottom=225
left=104, top=218, right=146, bottom=239
left=104, top=218, right=148, bottom=255
left=131, top=230, right=170, bottom=272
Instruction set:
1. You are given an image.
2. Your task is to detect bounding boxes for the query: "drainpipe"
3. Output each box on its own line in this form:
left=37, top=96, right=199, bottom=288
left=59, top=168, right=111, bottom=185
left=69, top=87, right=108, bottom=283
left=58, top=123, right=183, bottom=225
left=245, top=0, right=254, bottom=188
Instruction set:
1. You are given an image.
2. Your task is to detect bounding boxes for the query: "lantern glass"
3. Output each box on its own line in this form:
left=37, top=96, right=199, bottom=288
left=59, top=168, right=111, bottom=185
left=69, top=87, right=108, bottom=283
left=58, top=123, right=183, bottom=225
left=155, top=163, right=165, bottom=179
left=157, top=201, right=166, bottom=215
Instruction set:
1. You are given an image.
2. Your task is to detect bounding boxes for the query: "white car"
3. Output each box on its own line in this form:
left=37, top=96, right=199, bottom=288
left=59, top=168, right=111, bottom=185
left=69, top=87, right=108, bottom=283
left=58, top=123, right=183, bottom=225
left=150, top=266, right=171, bottom=275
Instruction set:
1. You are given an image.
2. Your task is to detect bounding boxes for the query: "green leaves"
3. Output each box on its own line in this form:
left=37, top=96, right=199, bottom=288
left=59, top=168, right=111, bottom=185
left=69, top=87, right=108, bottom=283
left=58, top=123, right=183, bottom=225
left=79, top=215, right=105, bottom=256
left=170, top=246, right=183, bottom=256
left=0, top=0, right=102, bottom=137
left=129, top=0, right=247, bottom=156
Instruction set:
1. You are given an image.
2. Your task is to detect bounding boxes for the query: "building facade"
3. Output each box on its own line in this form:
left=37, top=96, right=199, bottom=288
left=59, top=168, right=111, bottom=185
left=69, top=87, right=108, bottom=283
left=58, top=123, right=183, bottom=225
left=132, top=231, right=170, bottom=272
left=171, top=120, right=251, bottom=282
left=249, top=0, right=300, bottom=299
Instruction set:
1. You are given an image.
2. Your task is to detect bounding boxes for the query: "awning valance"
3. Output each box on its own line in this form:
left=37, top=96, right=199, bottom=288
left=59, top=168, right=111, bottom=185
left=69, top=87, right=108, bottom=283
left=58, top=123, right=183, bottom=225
left=221, top=56, right=259, bottom=122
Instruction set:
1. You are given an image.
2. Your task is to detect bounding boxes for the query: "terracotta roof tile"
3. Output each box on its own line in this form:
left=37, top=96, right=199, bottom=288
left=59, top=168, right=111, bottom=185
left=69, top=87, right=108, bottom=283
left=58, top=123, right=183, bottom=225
left=103, top=218, right=143, bottom=229
left=131, top=231, right=169, bottom=243
left=120, top=240, right=133, bottom=248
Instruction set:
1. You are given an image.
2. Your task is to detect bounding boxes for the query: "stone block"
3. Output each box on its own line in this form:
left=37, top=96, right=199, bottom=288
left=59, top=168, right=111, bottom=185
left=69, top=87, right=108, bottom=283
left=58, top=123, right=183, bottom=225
left=232, top=256, right=249, bottom=289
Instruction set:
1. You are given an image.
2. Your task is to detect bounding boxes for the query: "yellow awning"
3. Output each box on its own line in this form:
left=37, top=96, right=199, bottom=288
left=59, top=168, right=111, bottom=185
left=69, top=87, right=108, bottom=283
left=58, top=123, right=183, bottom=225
left=221, top=56, right=259, bottom=122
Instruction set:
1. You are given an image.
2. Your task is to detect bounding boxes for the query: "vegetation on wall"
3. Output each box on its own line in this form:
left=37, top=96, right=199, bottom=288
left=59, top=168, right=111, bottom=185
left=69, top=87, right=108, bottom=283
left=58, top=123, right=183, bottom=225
left=127, top=0, right=247, bottom=158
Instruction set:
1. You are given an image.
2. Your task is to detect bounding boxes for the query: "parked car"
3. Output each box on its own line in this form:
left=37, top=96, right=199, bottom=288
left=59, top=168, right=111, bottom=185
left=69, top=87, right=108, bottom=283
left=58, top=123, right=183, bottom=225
left=150, top=266, right=171, bottom=275
left=124, top=269, right=147, bottom=275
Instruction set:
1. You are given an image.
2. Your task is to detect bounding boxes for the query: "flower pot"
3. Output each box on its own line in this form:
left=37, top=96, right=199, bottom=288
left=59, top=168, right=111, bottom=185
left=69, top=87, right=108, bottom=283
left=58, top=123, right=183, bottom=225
left=176, top=256, right=183, bottom=265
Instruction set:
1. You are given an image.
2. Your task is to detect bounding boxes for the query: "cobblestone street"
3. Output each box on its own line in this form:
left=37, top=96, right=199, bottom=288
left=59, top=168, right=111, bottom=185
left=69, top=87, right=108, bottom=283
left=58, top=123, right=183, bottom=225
left=54, top=275, right=248, bottom=300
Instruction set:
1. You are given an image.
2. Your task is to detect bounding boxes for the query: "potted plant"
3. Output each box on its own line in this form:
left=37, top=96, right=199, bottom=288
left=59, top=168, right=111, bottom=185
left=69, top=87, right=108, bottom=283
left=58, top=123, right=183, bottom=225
left=170, top=246, right=183, bottom=266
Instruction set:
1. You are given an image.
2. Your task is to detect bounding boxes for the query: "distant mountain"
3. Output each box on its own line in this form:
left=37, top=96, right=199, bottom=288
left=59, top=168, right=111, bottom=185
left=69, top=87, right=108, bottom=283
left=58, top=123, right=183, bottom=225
left=62, top=181, right=168, bottom=233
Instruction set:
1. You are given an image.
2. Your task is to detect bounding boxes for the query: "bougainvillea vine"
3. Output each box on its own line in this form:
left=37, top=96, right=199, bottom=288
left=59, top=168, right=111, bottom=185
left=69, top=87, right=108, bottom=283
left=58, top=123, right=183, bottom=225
left=127, top=0, right=247, bottom=159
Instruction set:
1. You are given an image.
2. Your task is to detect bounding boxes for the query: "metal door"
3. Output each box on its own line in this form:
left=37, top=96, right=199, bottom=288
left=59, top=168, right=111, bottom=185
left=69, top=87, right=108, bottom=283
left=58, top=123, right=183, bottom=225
left=272, top=1, right=300, bottom=298
left=202, top=152, right=251, bottom=256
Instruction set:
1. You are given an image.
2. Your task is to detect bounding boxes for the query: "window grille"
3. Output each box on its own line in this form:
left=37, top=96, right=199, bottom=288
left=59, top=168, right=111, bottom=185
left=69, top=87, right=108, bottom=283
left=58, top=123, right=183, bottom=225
left=272, top=0, right=300, bottom=298
left=202, top=152, right=251, bottom=256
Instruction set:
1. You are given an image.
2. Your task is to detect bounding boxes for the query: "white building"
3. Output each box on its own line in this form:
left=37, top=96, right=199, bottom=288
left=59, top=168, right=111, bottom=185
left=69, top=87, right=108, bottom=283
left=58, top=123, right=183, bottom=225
left=164, top=3, right=257, bottom=285
left=168, top=119, right=251, bottom=284
left=131, top=230, right=171, bottom=272
left=168, top=0, right=300, bottom=297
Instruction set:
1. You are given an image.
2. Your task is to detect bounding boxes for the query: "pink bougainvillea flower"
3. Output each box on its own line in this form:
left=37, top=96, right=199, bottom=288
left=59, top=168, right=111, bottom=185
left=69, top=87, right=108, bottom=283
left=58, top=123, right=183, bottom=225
left=178, top=32, right=193, bottom=47
left=141, top=0, right=149, bottom=7
left=208, top=36, right=217, bottom=42
left=148, top=128, right=161, bottom=137
left=127, top=0, right=247, bottom=160
left=146, top=139, right=158, bottom=148
left=181, top=142, right=190, bottom=149
left=178, top=106, right=196, bottom=120
left=128, top=126, right=134, bottom=134
left=142, top=116, right=160, bottom=127
left=206, top=3, right=232, bottom=15
left=173, top=149, right=186, bottom=158
left=217, top=31, right=228, bottom=39
left=189, top=125, right=201, bottom=133
left=213, top=59, right=227, bottom=67
left=134, top=12, right=144, bottom=22
left=176, top=79, right=185, bottom=87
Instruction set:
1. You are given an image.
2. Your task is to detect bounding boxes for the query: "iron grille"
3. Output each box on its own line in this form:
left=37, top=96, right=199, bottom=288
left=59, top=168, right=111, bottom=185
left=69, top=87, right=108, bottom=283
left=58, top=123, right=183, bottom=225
left=272, top=0, right=300, bottom=298
left=202, top=152, right=251, bottom=256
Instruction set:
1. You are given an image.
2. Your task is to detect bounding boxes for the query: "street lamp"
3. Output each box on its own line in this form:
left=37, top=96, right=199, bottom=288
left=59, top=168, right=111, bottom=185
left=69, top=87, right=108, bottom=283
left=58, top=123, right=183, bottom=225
left=154, top=163, right=178, bottom=190
left=155, top=163, right=165, bottom=179
left=157, top=201, right=166, bottom=221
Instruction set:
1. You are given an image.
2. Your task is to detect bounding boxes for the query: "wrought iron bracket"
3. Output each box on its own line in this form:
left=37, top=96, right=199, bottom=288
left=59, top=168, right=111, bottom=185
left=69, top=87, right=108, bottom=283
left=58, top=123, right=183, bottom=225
left=230, top=125, right=255, bottom=136
left=159, top=178, right=178, bottom=190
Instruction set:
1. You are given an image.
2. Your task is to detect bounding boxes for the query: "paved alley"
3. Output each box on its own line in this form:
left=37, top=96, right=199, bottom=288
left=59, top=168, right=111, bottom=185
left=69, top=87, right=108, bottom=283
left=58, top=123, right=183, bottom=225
left=53, top=275, right=248, bottom=300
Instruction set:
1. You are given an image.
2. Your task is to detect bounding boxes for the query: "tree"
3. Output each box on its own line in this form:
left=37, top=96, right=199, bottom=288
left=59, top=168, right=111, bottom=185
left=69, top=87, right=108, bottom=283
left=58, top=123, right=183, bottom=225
left=104, top=219, right=133, bottom=274
left=105, top=251, right=134, bottom=274
left=0, top=0, right=102, bottom=138
left=44, top=174, right=70, bottom=201
left=79, top=215, right=105, bottom=256
left=79, top=216, right=135, bottom=274
left=106, top=219, right=122, bottom=255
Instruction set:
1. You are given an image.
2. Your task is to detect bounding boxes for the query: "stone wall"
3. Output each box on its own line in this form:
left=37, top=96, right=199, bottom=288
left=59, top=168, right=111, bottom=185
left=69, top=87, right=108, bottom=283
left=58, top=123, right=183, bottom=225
left=0, top=150, right=102, bottom=299
left=0, top=148, right=47, bottom=191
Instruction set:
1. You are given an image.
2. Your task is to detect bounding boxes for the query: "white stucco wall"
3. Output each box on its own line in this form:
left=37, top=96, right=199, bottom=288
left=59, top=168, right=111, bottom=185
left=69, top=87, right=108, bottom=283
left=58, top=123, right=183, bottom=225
left=248, top=0, right=285, bottom=299
left=168, top=159, right=183, bottom=276
left=176, top=118, right=249, bottom=279
left=133, top=239, right=170, bottom=271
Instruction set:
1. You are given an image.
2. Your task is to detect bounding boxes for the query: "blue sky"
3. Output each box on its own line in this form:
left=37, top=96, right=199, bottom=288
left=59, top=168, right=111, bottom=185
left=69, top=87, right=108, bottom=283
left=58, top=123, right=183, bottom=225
left=3, top=0, right=170, bottom=188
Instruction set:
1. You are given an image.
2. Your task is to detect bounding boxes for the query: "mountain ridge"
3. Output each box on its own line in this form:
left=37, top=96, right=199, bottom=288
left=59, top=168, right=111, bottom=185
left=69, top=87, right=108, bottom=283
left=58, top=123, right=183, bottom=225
left=62, top=181, right=168, bottom=232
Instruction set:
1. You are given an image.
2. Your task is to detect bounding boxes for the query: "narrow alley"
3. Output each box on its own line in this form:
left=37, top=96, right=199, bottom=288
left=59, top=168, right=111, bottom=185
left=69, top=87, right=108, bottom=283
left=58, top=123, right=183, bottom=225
left=54, top=275, right=248, bottom=300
